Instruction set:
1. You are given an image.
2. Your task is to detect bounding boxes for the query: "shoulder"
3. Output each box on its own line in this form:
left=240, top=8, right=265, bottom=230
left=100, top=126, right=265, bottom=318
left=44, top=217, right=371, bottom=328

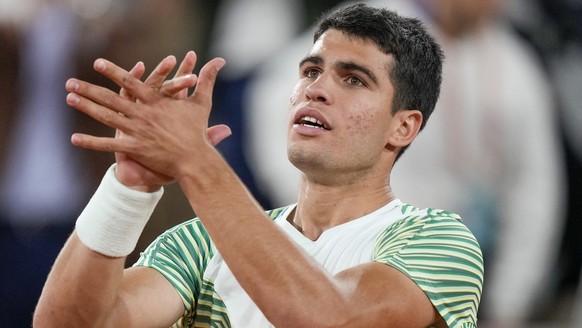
left=266, top=205, right=294, bottom=220
left=382, top=203, right=474, bottom=241
left=143, top=205, right=294, bottom=254
left=400, top=202, right=462, bottom=220
left=135, top=217, right=215, bottom=271
left=374, top=202, right=483, bottom=277
left=375, top=203, right=484, bottom=327
left=157, top=217, right=214, bottom=253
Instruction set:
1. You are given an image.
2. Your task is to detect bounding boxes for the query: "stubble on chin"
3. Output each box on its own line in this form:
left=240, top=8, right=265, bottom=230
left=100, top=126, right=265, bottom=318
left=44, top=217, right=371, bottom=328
left=287, top=144, right=327, bottom=172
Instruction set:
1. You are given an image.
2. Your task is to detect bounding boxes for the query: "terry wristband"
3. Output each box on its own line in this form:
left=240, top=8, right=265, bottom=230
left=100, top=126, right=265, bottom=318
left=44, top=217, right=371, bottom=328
left=75, top=164, right=164, bottom=257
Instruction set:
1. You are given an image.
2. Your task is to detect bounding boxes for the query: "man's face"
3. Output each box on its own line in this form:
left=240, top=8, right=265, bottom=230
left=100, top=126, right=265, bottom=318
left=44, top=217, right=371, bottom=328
left=287, top=29, right=396, bottom=182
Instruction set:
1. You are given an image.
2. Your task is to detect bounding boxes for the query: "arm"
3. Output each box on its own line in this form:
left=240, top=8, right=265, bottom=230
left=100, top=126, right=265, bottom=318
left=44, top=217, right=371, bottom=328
left=63, top=57, right=441, bottom=327
left=177, top=152, right=438, bottom=327
left=34, top=53, right=231, bottom=328
left=34, top=232, right=184, bottom=327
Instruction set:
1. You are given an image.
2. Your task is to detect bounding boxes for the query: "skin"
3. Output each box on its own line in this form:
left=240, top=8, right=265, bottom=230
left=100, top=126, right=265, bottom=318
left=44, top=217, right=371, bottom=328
left=34, top=30, right=444, bottom=327
left=288, top=31, right=411, bottom=239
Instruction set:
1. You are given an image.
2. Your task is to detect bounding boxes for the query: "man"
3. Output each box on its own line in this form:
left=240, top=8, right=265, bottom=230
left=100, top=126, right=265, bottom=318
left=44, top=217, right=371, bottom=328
left=34, top=4, right=483, bottom=327
left=245, top=1, right=565, bottom=324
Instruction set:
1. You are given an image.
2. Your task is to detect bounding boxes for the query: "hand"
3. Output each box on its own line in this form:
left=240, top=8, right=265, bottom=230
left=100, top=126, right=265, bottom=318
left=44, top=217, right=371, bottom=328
left=121, top=51, right=200, bottom=102
left=66, top=53, right=230, bottom=189
left=115, top=52, right=204, bottom=191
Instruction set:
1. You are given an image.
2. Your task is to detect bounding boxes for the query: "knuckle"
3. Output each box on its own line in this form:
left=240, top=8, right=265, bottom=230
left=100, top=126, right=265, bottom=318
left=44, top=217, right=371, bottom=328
left=121, top=75, right=137, bottom=90
left=194, top=96, right=212, bottom=108
left=102, top=141, right=114, bottom=152
left=100, top=109, right=115, bottom=124
left=100, top=92, right=117, bottom=108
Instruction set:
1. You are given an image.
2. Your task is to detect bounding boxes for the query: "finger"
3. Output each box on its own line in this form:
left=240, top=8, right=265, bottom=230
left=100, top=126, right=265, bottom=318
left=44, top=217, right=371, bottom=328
left=143, top=55, right=177, bottom=90
left=93, top=58, right=158, bottom=103
left=66, top=78, right=136, bottom=129
left=190, top=57, right=226, bottom=107
left=121, top=61, right=146, bottom=100
left=129, top=61, right=146, bottom=79
left=207, top=124, right=232, bottom=146
left=71, top=133, right=130, bottom=154
left=160, top=74, right=198, bottom=97
left=169, top=51, right=198, bottom=99
left=174, top=51, right=197, bottom=78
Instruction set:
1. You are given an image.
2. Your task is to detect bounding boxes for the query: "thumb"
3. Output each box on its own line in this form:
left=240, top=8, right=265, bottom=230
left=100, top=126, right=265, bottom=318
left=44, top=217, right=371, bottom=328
left=207, top=124, right=232, bottom=146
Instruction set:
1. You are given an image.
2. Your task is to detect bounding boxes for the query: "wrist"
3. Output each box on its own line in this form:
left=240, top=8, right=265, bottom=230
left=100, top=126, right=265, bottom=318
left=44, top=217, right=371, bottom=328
left=113, top=165, right=164, bottom=193
left=116, top=179, right=162, bottom=193
left=75, top=164, right=164, bottom=257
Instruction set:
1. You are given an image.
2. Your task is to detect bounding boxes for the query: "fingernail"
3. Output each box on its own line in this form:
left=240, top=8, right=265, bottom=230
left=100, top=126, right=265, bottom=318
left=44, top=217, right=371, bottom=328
left=217, top=58, right=226, bottom=71
left=66, top=79, right=79, bottom=91
left=95, top=59, right=106, bottom=71
left=67, top=93, right=80, bottom=105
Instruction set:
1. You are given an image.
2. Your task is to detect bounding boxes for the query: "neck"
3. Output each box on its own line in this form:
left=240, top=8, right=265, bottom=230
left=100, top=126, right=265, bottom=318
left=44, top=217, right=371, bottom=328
left=290, top=174, right=395, bottom=240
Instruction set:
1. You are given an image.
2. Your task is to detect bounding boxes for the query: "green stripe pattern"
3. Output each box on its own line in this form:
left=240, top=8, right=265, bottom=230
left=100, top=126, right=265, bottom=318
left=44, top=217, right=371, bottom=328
left=134, top=208, right=286, bottom=327
left=134, top=217, right=231, bottom=327
left=374, top=205, right=484, bottom=327
left=134, top=205, right=483, bottom=327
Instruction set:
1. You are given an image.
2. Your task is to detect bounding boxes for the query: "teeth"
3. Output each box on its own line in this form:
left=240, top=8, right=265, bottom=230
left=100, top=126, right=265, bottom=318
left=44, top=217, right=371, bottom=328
left=300, top=116, right=327, bottom=129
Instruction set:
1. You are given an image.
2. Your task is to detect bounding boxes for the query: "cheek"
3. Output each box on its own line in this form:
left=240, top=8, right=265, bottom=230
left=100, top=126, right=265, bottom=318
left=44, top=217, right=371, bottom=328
left=346, top=112, right=379, bottom=137
left=289, top=82, right=304, bottom=106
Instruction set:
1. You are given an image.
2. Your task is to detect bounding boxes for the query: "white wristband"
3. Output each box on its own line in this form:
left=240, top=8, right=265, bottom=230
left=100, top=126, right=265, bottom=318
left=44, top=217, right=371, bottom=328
left=75, top=164, right=164, bottom=257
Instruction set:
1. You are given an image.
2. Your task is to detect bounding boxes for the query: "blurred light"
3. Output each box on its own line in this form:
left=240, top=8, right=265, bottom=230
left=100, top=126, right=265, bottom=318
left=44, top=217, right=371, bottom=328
left=70, top=0, right=112, bottom=19
left=0, top=0, right=37, bottom=24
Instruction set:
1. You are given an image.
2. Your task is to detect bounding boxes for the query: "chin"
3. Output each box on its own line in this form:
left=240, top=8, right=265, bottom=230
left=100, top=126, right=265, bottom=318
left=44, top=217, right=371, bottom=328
left=288, top=148, right=321, bottom=170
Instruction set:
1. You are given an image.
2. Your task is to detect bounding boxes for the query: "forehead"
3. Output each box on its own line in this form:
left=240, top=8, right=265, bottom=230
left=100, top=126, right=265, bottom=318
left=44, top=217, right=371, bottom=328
left=308, top=29, right=394, bottom=77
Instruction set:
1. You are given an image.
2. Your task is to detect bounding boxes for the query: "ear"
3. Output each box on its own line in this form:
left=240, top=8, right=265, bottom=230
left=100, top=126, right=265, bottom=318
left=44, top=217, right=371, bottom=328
left=386, top=109, right=423, bottom=149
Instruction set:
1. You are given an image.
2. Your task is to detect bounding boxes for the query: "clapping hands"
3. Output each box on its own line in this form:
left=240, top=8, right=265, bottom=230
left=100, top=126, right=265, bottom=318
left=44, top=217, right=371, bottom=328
left=66, top=51, right=231, bottom=191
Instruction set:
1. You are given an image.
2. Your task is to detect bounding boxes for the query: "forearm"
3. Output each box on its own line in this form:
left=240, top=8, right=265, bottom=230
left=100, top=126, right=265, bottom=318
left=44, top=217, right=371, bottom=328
left=34, top=165, right=164, bottom=327
left=178, top=151, right=349, bottom=327
left=34, top=232, right=125, bottom=328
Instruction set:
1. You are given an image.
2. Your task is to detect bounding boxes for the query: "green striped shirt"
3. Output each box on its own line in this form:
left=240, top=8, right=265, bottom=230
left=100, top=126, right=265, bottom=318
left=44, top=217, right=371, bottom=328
left=134, top=202, right=483, bottom=327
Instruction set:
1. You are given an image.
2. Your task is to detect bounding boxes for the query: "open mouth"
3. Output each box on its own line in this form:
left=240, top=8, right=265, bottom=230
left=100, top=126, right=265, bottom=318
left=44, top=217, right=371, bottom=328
left=297, top=116, right=330, bottom=130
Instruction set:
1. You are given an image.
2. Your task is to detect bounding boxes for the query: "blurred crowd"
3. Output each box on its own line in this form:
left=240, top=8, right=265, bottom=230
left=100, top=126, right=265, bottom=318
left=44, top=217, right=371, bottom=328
left=0, top=0, right=580, bottom=327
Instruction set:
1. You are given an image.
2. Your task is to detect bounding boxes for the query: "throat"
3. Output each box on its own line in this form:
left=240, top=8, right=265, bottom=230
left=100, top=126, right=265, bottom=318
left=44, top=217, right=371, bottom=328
left=287, top=207, right=351, bottom=241
left=287, top=209, right=325, bottom=241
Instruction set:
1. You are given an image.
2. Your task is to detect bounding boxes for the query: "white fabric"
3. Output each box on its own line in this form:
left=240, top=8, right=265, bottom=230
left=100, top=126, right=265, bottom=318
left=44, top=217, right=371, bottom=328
left=76, top=165, right=163, bottom=257
left=207, top=200, right=403, bottom=327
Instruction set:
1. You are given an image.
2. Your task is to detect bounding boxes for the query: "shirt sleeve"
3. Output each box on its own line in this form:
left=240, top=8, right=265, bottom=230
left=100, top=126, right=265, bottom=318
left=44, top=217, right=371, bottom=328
left=373, top=208, right=484, bottom=328
left=131, top=207, right=287, bottom=326
left=133, top=218, right=215, bottom=321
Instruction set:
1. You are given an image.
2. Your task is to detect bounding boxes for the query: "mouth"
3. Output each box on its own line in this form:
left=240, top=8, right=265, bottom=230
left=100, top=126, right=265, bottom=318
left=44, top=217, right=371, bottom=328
left=295, top=115, right=330, bottom=130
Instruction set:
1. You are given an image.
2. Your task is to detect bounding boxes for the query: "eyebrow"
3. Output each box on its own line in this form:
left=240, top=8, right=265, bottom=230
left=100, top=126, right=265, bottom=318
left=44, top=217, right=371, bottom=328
left=338, top=61, right=378, bottom=85
left=299, top=55, right=379, bottom=85
left=299, top=55, right=323, bottom=68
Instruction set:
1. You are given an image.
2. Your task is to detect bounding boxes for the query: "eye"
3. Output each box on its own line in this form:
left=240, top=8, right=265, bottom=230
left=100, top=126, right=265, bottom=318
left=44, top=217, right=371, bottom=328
left=303, top=67, right=321, bottom=79
left=346, top=75, right=365, bottom=87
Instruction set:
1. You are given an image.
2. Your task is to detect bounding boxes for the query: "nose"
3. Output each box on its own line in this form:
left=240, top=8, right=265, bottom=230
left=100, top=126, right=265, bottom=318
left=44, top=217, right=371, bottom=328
left=304, top=75, right=330, bottom=104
